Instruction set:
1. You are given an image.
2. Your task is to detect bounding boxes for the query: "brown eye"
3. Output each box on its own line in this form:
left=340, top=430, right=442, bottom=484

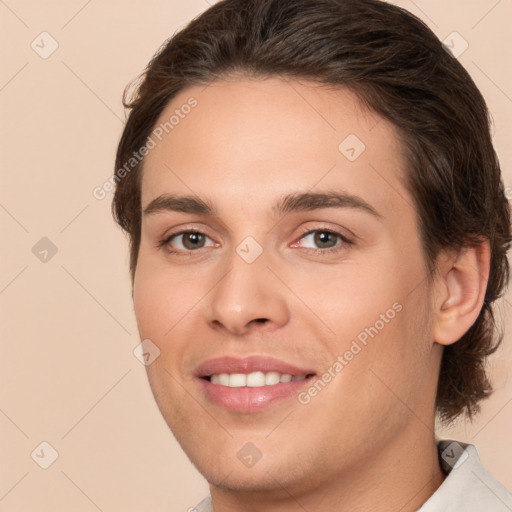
left=294, top=228, right=353, bottom=254
left=166, top=231, right=213, bottom=251
left=181, top=232, right=206, bottom=250
left=313, top=231, right=338, bottom=249
left=300, top=230, right=343, bottom=249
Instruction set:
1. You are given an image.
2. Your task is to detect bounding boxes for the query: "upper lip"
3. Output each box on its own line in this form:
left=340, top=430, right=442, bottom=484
left=195, top=356, right=316, bottom=378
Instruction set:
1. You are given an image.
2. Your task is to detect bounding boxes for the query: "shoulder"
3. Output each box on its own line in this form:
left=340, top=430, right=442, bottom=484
left=418, top=439, right=512, bottom=511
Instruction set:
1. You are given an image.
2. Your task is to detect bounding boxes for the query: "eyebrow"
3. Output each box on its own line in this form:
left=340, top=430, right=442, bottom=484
left=142, top=191, right=382, bottom=219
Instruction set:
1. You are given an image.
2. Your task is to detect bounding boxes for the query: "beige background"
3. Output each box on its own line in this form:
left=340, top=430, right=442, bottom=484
left=1, top=0, right=511, bottom=510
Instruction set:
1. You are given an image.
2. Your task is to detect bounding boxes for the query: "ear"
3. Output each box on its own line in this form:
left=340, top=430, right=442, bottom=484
left=432, top=240, right=491, bottom=346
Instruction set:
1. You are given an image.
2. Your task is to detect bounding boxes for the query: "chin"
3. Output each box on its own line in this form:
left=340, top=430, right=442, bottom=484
left=197, top=462, right=286, bottom=493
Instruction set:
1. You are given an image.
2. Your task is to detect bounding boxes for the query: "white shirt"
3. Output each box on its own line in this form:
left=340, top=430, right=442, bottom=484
left=192, top=440, right=512, bottom=511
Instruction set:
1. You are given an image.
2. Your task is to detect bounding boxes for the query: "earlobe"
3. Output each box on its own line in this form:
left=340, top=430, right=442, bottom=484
left=433, top=240, right=491, bottom=346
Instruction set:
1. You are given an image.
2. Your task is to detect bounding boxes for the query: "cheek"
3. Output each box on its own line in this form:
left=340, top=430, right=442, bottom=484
left=133, top=253, right=201, bottom=340
left=297, top=290, right=433, bottom=454
left=132, top=252, right=214, bottom=392
left=133, top=267, right=166, bottom=340
left=287, top=264, right=407, bottom=347
left=293, top=250, right=432, bottom=400
left=132, top=259, right=199, bottom=414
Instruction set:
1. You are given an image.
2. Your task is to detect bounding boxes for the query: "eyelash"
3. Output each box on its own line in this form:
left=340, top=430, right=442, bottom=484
left=158, top=226, right=353, bottom=256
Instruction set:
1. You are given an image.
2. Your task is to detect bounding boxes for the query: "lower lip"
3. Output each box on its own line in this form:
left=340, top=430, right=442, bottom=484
left=198, top=377, right=314, bottom=413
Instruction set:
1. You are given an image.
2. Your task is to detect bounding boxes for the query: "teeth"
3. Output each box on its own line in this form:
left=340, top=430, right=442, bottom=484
left=266, top=371, right=281, bottom=385
left=229, top=373, right=246, bottom=387
left=208, top=371, right=308, bottom=387
left=246, top=371, right=265, bottom=387
left=218, top=373, right=230, bottom=386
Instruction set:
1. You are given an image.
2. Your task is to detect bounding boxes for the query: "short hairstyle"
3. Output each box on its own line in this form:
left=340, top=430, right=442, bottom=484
left=112, top=0, right=511, bottom=423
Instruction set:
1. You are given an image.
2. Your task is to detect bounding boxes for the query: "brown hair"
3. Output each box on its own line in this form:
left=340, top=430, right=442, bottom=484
left=112, top=0, right=511, bottom=423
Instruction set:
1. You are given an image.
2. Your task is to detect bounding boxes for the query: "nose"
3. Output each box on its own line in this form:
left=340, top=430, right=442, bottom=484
left=206, top=249, right=290, bottom=336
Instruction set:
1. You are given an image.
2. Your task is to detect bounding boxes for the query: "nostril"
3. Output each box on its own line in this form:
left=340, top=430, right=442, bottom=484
left=254, top=318, right=268, bottom=323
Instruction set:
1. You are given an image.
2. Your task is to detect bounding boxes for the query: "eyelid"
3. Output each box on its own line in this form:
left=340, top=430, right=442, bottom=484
left=293, top=223, right=353, bottom=242
left=160, top=223, right=214, bottom=240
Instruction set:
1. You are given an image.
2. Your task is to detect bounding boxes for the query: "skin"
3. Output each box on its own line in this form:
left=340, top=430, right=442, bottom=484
left=133, top=76, right=490, bottom=511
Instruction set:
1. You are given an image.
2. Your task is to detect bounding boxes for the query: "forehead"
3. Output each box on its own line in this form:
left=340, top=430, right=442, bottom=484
left=141, top=76, right=409, bottom=219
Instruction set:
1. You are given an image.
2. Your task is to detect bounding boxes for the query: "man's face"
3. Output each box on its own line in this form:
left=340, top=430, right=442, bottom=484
left=134, top=77, right=440, bottom=494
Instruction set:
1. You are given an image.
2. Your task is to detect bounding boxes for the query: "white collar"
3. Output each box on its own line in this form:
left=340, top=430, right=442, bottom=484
left=417, top=439, right=512, bottom=511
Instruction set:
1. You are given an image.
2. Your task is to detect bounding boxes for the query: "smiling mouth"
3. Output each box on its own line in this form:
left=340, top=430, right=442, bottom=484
left=203, top=371, right=316, bottom=388
left=195, top=355, right=317, bottom=412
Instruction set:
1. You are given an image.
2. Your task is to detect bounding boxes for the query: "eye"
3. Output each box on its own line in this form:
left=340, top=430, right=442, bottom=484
left=159, top=227, right=352, bottom=255
left=162, top=231, right=216, bottom=252
left=295, top=228, right=352, bottom=252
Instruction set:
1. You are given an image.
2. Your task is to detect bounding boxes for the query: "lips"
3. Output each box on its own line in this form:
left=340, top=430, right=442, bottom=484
left=195, top=355, right=315, bottom=378
left=195, top=356, right=316, bottom=413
